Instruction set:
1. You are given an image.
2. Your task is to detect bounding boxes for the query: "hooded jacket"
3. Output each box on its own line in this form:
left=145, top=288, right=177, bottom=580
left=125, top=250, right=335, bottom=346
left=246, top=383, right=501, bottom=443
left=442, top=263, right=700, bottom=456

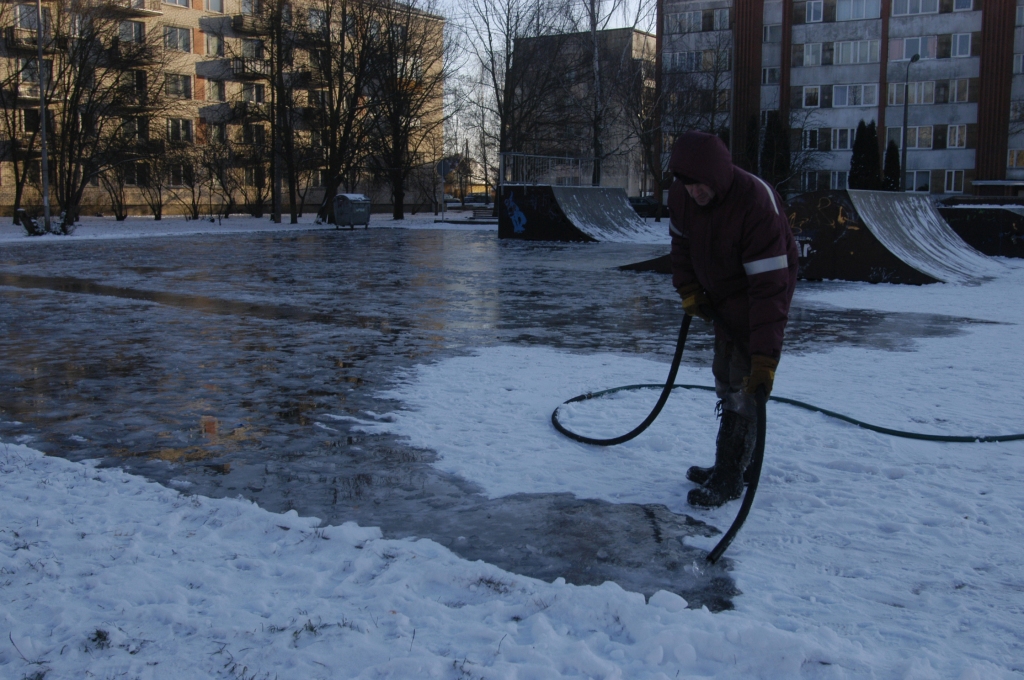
left=667, top=131, right=798, bottom=359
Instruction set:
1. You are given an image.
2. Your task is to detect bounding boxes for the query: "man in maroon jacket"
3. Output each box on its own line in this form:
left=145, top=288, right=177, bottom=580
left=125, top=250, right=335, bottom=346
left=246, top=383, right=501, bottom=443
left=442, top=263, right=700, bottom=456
left=667, top=131, right=799, bottom=508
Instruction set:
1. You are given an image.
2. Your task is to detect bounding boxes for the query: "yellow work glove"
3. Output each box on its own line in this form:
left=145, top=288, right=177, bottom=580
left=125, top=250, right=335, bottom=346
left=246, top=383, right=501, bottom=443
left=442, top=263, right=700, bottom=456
left=677, top=283, right=711, bottom=322
left=744, top=355, right=779, bottom=396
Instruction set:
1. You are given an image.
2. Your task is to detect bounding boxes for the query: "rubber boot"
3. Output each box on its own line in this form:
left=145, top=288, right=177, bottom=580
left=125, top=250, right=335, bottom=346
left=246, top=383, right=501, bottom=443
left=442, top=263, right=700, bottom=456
left=686, top=409, right=758, bottom=486
left=687, top=410, right=756, bottom=508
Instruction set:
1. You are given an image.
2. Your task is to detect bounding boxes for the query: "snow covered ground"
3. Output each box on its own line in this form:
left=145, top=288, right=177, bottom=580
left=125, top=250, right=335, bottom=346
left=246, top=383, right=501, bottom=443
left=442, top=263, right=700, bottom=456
left=0, top=212, right=492, bottom=245
left=2, top=220, right=1023, bottom=678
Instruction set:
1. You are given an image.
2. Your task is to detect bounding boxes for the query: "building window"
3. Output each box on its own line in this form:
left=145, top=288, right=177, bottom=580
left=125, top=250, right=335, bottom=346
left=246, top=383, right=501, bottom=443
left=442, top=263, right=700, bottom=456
left=165, top=74, right=191, bottom=99
left=209, top=122, right=226, bottom=143
left=832, top=128, right=856, bottom=150
left=953, top=0, right=972, bottom=9
left=887, top=126, right=933, bottom=149
left=948, top=124, right=967, bottom=148
left=244, top=123, right=266, bottom=145
left=761, top=67, right=780, bottom=84
left=713, top=8, right=730, bottom=30
left=165, top=0, right=189, bottom=7
left=950, top=78, right=969, bottom=102
left=802, top=171, right=819, bottom=191
left=952, top=33, right=971, bottom=58
left=119, top=21, right=145, bottom=43
left=1015, top=54, right=1024, bottom=74
left=804, top=43, right=822, bottom=66
left=1008, top=149, right=1024, bottom=167
left=242, top=82, right=265, bottom=103
left=834, top=83, right=878, bottom=106
left=167, top=118, right=193, bottom=143
left=206, top=0, right=224, bottom=12
left=803, top=129, right=819, bottom=149
left=905, top=170, right=930, bottom=192
left=831, top=171, right=848, bottom=189
left=242, top=38, right=264, bottom=59
left=837, top=0, right=881, bottom=20
left=803, top=85, right=820, bottom=107
left=168, top=163, right=191, bottom=187
left=944, top=170, right=964, bottom=192
left=887, top=81, right=934, bottom=105
left=673, top=51, right=702, bottom=72
left=242, top=0, right=258, bottom=15
left=206, top=33, right=224, bottom=56
left=209, top=79, right=225, bottom=101
left=1018, top=6, right=1024, bottom=25
left=309, top=8, right=327, bottom=31
left=16, top=3, right=43, bottom=30
left=244, top=166, right=265, bottom=187
left=163, top=26, right=191, bottom=53
left=890, top=36, right=936, bottom=60
left=806, top=0, right=823, bottom=22
left=763, top=24, right=782, bottom=42
left=835, top=40, right=880, bottom=64
left=892, top=0, right=938, bottom=15
left=667, top=10, right=702, bottom=34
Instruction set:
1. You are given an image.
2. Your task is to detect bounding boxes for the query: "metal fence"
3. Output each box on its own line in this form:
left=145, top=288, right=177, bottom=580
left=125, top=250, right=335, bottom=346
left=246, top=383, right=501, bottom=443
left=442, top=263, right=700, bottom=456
left=500, top=153, right=594, bottom=187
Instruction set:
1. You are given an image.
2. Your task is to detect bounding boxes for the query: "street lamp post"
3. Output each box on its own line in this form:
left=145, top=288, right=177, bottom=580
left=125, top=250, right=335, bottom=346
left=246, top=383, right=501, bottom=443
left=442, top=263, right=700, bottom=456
left=36, top=0, right=51, bottom=232
left=900, top=53, right=920, bottom=192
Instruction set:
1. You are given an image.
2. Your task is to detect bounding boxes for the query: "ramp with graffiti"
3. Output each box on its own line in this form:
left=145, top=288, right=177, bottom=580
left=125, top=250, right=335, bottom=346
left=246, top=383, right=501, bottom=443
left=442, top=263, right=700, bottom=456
left=499, top=186, right=667, bottom=243
left=788, top=190, right=1003, bottom=284
left=938, top=204, right=1024, bottom=258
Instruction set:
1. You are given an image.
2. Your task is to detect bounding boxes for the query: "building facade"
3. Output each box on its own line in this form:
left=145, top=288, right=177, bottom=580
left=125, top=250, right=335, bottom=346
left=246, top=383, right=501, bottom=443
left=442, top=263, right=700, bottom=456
left=664, top=0, right=1021, bottom=196
left=0, top=0, right=445, bottom=219
left=512, top=28, right=656, bottom=196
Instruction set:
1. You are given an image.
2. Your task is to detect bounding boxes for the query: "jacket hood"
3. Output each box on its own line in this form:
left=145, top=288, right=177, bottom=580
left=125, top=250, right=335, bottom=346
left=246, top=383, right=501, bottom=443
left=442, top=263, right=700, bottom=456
left=668, top=132, right=735, bottom=201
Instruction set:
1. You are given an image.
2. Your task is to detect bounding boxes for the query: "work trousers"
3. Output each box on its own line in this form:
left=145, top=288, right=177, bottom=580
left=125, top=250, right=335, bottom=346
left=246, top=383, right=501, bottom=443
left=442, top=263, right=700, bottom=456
left=712, top=335, right=756, bottom=421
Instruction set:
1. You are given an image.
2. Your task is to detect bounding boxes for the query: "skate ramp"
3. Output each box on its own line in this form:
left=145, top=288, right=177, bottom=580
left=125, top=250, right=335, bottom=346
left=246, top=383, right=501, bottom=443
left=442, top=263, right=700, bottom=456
left=499, top=185, right=667, bottom=243
left=848, top=190, right=1003, bottom=284
left=788, top=191, right=1003, bottom=284
left=938, top=205, right=1024, bottom=258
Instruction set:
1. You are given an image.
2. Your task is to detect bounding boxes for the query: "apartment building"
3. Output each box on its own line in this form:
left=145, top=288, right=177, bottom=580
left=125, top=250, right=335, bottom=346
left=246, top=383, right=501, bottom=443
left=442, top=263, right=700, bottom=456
left=663, top=0, right=1020, bottom=196
left=512, top=28, right=656, bottom=195
left=0, top=0, right=445, bottom=218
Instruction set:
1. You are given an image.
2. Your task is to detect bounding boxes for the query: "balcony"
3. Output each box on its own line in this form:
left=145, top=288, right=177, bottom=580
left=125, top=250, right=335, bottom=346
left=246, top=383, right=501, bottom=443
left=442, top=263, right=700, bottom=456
left=5, top=26, right=55, bottom=53
left=230, top=57, right=270, bottom=79
left=137, top=139, right=165, bottom=155
left=108, top=39, right=159, bottom=65
left=232, top=100, right=267, bottom=119
left=16, top=81, right=41, bottom=102
left=104, top=0, right=163, bottom=18
left=232, top=14, right=260, bottom=34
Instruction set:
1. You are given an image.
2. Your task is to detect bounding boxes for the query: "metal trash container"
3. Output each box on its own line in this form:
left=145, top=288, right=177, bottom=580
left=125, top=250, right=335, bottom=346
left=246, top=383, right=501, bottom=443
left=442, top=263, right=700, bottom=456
left=333, top=193, right=371, bottom=229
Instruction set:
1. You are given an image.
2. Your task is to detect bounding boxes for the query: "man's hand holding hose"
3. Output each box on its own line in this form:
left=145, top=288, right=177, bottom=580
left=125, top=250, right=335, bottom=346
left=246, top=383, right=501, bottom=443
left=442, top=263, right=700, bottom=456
left=677, top=282, right=712, bottom=322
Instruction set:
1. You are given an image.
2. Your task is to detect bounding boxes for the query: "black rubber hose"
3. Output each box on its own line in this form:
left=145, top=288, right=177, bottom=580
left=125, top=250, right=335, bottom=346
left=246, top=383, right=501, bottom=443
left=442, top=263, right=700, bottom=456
left=706, top=387, right=767, bottom=564
left=550, top=314, right=692, bottom=446
left=550, top=314, right=1024, bottom=562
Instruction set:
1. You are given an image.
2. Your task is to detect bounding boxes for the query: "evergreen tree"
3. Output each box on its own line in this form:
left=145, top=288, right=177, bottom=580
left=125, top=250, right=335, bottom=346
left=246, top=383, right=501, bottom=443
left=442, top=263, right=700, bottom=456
left=849, top=120, right=882, bottom=190
left=882, top=139, right=902, bottom=191
left=863, top=122, right=882, bottom=190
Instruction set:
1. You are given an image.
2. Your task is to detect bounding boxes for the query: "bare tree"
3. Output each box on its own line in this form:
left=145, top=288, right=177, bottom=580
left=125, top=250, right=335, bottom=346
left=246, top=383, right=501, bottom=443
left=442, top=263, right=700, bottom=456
left=462, top=0, right=572, bottom=173
left=300, top=0, right=377, bottom=221
left=37, top=0, right=171, bottom=231
left=364, top=0, right=453, bottom=219
left=661, top=29, right=733, bottom=142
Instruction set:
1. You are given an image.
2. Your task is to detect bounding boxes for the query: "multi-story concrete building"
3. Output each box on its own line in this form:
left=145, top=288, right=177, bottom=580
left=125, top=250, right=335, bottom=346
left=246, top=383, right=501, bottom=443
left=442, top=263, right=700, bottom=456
left=512, top=27, right=656, bottom=196
left=663, top=0, right=1020, bottom=196
left=0, top=0, right=445, bottom=219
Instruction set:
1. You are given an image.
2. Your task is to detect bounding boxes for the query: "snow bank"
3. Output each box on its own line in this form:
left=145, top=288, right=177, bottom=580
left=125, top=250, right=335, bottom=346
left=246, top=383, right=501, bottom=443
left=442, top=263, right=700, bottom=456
left=3, top=442, right=861, bottom=679
left=0, top=213, right=493, bottom=245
